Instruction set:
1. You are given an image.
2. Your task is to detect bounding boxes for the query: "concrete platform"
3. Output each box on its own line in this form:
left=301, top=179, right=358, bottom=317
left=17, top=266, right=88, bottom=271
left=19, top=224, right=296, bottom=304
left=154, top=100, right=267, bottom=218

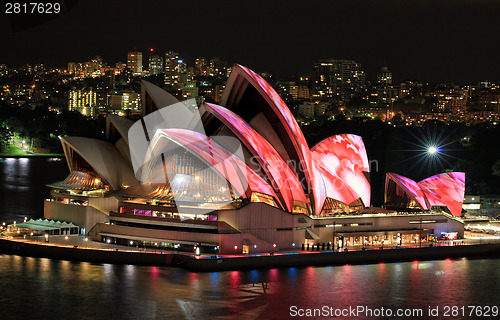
left=180, top=243, right=500, bottom=272
left=1, top=236, right=500, bottom=272
left=0, top=237, right=186, bottom=266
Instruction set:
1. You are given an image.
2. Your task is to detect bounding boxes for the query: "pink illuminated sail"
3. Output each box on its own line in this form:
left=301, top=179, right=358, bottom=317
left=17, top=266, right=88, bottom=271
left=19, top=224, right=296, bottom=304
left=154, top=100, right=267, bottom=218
left=386, top=173, right=430, bottom=210
left=155, top=128, right=280, bottom=204
left=418, top=172, right=465, bottom=217
left=203, top=103, right=308, bottom=212
left=225, top=65, right=320, bottom=213
left=312, top=134, right=370, bottom=207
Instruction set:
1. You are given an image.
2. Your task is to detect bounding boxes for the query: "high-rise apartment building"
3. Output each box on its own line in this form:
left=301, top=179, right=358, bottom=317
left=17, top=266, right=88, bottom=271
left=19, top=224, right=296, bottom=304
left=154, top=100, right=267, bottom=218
left=181, top=80, right=199, bottom=99
left=67, top=57, right=102, bottom=78
left=208, top=57, right=228, bottom=77
left=127, top=52, right=143, bottom=75
left=67, top=62, right=76, bottom=75
left=164, top=51, right=179, bottom=72
left=298, top=101, right=328, bottom=118
left=68, top=89, right=97, bottom=117
left=195, top=57, right=208, bottom=76
left=148, top=50, right=163, bottom=75
left=435, top=90, right=469, bottom=112
left=313, top=59, right=365, bottom=102
left=378, top=66, right=392, bottom=85
left=375, top=66, right=395, bottom=107
left=164, top=51, right=182, bottom=87
left=289, top=85, right=310, bottom=100
left=84, top=56, right=102, bottom=77
left=109, top=92, right=141, bottom=111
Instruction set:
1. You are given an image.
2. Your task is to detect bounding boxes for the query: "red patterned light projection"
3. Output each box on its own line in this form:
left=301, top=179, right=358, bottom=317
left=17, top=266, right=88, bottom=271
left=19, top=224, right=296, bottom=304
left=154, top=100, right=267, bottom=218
left=235, top=65, right=322, bottom=213
left=204, top=103, right=308, bottom=212
left=386, top=172, right=465, bottom=216
left=418, top=172, right=465, bottom=217
left=312, top=134, right=371, bottom=207
left=386, top=173, right=430, bottom=210
left=156, top=129, right=280, bottom=205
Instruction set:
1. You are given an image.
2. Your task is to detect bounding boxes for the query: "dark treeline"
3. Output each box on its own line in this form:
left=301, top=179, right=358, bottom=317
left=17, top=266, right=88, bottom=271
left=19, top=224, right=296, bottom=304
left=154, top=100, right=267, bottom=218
left=2, top=101, right=500, bottom=206
left=0, top=101, right=105, bottom=152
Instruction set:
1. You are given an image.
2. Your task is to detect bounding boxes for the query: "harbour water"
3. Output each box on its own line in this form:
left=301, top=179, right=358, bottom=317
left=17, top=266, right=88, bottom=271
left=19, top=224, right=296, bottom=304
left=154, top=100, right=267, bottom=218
left=1, top=158, right=500, bottom=319
left=0, top=157, right=68, bottom=223
left=1, top=254, right=500, bottom=319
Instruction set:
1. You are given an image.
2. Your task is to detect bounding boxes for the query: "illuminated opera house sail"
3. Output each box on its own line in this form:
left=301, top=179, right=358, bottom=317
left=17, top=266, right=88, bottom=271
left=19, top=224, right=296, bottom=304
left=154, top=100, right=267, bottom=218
left=44, top=64, right=466, bottom=254
left=384, top=172, right=465, bottom=217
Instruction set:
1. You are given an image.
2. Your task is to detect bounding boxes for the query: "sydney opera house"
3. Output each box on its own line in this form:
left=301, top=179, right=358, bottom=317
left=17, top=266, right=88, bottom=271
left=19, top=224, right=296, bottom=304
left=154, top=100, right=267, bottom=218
left=44, top=65, right=466, bottom=254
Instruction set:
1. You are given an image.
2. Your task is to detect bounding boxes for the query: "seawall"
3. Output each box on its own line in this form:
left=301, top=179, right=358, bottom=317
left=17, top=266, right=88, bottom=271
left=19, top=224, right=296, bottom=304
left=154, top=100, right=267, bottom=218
left=182, top=244, right=500, bottom=272
left=2, top=238, right=500, bottom=272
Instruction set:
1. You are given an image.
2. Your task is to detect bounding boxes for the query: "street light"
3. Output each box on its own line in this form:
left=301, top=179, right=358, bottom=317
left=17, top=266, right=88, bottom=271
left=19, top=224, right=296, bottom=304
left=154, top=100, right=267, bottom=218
left=333, top=221, right=336, bottom=251
left=419, top=217, right=423, bottom=248
left=406, top=140, right=448, bottom=177
left=193, top=242, right=201, bottom=256
left=427, top=146, right=439, bottom=154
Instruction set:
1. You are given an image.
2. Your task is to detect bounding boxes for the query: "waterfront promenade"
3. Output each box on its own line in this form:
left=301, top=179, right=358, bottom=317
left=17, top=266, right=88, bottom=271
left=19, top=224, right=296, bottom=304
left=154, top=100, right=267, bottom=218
left=1, top=233, right=500, bottom=272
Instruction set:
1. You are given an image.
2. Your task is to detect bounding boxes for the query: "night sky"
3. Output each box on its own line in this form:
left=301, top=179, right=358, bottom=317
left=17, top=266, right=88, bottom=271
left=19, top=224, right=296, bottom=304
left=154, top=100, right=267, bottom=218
left=1, top=0, right=499, bottom=82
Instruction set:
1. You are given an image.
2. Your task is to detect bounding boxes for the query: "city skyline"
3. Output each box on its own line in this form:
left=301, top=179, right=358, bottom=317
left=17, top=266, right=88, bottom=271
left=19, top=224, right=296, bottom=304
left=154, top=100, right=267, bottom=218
left=1, top=0, right=499, bottom=82
left=3, top=50, right=500, bottom=86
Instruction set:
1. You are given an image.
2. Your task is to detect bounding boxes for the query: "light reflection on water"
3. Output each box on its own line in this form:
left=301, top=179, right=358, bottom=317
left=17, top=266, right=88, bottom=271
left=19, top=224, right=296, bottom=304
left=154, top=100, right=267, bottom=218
left=1, top=255, right=499, bottom=319
left=0, top=157, right=68, bottom=223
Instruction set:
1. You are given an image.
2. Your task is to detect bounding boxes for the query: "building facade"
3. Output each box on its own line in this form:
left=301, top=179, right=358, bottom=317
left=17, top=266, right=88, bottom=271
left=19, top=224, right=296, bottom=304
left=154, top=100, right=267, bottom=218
left=313, top=59, right=365, bottom=102
left=148, top=52, right=163, bottom=76
left=68, top=89, right=97, bottom=117
left=127, top=52, right=143, bottom=75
